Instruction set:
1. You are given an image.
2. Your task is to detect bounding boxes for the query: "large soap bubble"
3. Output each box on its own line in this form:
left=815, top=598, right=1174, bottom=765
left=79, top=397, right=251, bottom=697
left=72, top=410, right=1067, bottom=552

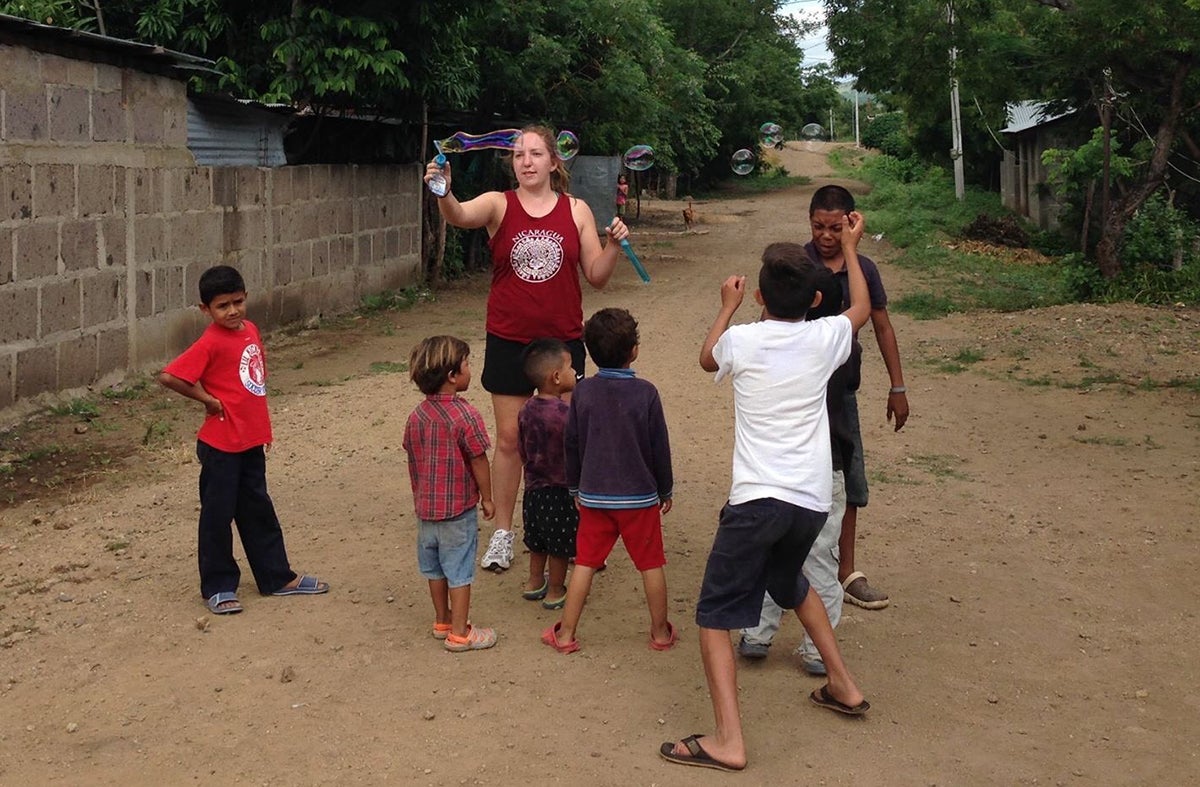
left=730, top=148, right=755, bottom=176
left=623, top=144, right=655, bottom=172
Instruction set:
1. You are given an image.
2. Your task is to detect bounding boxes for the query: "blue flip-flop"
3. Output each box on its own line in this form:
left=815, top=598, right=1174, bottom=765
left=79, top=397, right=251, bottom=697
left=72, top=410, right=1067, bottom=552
left=271, top=575, right=330, bottom=596
left=207, top=591, right=243, bottom=614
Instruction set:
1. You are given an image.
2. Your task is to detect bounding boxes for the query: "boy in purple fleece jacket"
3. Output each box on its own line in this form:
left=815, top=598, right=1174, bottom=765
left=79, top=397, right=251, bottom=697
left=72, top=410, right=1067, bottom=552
left=542, top=308, right=677, bottom=654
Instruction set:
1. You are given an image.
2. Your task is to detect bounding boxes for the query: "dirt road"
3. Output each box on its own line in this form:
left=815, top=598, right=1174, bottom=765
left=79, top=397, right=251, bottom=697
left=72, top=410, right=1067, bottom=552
left=2, top=142, right=1198, bottom=785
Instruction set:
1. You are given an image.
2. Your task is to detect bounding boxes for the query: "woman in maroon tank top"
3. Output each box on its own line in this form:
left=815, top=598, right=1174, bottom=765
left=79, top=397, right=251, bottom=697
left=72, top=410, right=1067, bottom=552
left=425, top=126, right=631, bottom=577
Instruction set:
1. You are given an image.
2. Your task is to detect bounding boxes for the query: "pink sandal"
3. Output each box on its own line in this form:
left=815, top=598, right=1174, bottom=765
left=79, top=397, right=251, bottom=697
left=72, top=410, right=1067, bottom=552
left=541, top=622, right=581, bottom=654
left=648, top=621, right=678, bottom=651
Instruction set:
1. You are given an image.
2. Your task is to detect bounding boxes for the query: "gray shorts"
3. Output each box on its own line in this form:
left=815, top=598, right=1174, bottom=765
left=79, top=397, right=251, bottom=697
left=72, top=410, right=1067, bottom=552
left=842, top=391, right=868, bottom=508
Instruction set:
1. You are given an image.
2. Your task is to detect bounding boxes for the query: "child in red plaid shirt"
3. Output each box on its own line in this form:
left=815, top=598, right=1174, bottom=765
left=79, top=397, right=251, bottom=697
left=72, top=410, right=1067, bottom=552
left=403, top=336, right=498, bottom=652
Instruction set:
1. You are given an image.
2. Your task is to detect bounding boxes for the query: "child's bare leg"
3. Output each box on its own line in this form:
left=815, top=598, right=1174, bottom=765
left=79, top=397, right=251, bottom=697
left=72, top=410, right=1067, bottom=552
left=547, top=555, right=569, bottom=599
left=527, top=552, right=548, bottom=592
left=553, top=565, right=596, bottom=644
left=428, top=578, right=450, bottom=627
left=448, top=583, right=472, bottom=637
left=838, top=505, right=858, bottom=582
left=793, top=586, right=864, bottom=707
left=640, top=566, right=672, bottom=644
left=666, top=628, right=747, bottom=769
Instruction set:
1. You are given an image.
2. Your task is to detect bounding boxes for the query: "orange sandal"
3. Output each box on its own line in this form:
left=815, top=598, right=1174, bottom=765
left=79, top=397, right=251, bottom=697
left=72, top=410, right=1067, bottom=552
left=432, top=622, right=452, bottom=640
left=444, top=624, right=497, bottom=652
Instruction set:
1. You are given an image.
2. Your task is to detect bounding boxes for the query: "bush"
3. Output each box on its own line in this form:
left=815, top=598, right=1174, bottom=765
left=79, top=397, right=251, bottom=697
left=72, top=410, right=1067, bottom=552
left=1122, top=192, right=1198, bottom=271
left=861, top=112, right=912, bottom=159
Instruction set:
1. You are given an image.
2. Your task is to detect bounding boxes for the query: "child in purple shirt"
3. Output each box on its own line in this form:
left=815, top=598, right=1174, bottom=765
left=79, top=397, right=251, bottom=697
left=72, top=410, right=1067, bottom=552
left=517, top=338, right=579, bottom=609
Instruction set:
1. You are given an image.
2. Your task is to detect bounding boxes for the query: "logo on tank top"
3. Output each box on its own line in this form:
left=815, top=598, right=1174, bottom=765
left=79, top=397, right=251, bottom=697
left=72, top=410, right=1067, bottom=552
left=239, top=344, right=266, bottom=397
left=510, top=229, right=565, bottom=283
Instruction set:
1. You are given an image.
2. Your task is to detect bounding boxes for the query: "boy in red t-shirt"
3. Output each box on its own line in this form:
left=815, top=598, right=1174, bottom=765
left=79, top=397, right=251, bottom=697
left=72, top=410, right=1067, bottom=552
left=159, top=265, right=329, bottom=615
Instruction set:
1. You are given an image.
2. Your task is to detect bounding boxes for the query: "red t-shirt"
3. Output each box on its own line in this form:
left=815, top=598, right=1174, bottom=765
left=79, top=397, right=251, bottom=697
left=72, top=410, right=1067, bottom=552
left=486, top=190, right=584, bottom=342
left=163, top=320, right=273, bottom=452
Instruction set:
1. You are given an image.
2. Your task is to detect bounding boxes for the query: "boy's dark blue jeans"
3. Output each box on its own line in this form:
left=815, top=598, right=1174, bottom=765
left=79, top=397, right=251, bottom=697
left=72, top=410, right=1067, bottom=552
left=196, top=441, right=296, bottom=599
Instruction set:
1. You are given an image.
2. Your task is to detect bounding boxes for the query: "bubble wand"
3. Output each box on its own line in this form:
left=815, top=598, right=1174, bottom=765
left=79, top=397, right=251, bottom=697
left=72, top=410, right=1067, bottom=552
left=618, top=233, right=651, bottom=283
left=427, top=129, right=580, bottom=196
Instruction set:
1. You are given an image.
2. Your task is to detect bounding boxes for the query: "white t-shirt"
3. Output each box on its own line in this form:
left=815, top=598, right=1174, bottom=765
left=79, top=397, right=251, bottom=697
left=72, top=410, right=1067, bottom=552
left=712, top=315, right=853, bottom=511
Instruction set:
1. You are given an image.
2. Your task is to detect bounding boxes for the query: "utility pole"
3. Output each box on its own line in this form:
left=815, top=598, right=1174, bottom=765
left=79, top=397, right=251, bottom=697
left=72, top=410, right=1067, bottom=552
left=854, top=90, right=861, bottom=148
left=948, top=2, right=965, bottom=200
left=829, top=107, right=834, bottom=141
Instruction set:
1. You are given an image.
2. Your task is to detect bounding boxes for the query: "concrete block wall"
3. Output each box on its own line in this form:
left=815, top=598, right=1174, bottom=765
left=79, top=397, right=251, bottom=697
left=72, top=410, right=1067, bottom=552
left=0, top=44, right=423, bottom=411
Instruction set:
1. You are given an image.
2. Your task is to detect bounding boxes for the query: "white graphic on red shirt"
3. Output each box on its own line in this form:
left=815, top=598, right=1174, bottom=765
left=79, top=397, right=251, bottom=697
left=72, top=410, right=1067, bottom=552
left=511, top=229, right=565, bottom=283
left=240, top=344, right=266, bottom=397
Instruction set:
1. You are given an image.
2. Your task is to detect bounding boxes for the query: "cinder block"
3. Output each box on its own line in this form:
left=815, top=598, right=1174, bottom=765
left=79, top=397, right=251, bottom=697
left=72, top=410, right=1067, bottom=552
left=0, top=227, right=11, bottom=284
left=180, top=168, right=212, bottom=212
left=355, top=235, right=371, bottom=267
left=99, top=216, right=127, bottom=268
left=132, top=99, right=165, bottom=145
left=81, top=270, right=122, bottom=327
left=4, top=90, right=47, bottom=141
left=235, top=169, right=265, bottom=207
left=182, top=260, right=208, bottom=305
left=272, top=247, right=293, bottom=287
left=91, top=90, right=128, bottom=142
left=307, top=165, right=330, bottom=198
left=311, top=239, right=330, bottom=277
left=133, top=216, right=164, bottom=263
left=223, top=207, right=266, bottom=252
left=335, top=202, right=354, bottom=235
left=153, top=265, right=186, bottom=314
left=78, top=165, right=116, bottom=217
left=58, top=332, right=98, bottom=388
left=0, top=43, right=42, bottom=91
left=292, top=167, right=311, bottom=201
left=134, top=268, right=153, bottom=318
left=95, top=63, right=122, bottom=92
left=272, top=168, right=293, bottom=205
left=0, top=350, right=13, bottom=409
left=13, top=222, right=59, bottom=280
left=133, top=169, right=162, bottom=215
left=0, top=284, right=38, bottom=342
left=2, top=164, right=34, bottom=220
left=96, top=325, right=129, bottom=376
left=213, top=169, right=238, bottom=207
left=33, top=164, right=76, bottom=219
left=385, top=228, right=399, bottom=259
left=48, top=86, right=90, bottom=142
left=164, top=105, right=187, bottom=148
left=40, top=277, right=81, bottom=336
left=233, top=249, right=264, bottom=294
left=16, top=344, right=56, bottom=399
left=291, top=242, right=312, bottom=282
left=60, top=220, right=99, bottom=272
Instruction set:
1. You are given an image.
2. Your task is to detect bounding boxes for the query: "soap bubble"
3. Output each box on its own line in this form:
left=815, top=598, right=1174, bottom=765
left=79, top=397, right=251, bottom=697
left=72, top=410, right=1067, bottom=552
left=623, top=144, right=655, bottom=172
left=730, top=148, right=755, bottom=176
left=556, top=130, right=580, bottom=161
left=759, top=122, right=783, bottom=146
left=801, top=123, right=824, bottom=140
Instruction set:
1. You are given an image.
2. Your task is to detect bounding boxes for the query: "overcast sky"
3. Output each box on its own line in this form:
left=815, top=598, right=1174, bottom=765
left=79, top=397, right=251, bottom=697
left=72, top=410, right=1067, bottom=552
left=786, top=0, right=834, bottom=70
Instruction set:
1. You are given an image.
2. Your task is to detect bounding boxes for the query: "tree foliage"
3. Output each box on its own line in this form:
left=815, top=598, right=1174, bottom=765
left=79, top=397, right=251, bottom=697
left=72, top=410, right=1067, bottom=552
left=826, top=0, right=1200, bottom=278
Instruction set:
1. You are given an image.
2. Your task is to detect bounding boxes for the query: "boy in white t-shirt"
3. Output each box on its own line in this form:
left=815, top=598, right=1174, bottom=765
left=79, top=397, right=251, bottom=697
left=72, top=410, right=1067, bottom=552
left=659, top=213, right=873, bottom=773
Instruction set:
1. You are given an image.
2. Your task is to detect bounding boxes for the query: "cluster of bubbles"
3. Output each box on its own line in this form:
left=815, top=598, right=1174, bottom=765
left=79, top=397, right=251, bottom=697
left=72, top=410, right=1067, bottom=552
left=623, top=144, right=655, bottom=171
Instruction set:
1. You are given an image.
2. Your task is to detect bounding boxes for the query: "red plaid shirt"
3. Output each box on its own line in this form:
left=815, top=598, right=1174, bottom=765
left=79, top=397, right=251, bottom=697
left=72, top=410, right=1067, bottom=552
left=403, top=393, right=491, bottom=521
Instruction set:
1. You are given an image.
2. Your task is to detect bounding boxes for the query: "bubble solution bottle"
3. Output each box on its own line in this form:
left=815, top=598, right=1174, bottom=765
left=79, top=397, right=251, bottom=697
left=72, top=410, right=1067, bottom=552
left=427, top=153, right=448, bottom=197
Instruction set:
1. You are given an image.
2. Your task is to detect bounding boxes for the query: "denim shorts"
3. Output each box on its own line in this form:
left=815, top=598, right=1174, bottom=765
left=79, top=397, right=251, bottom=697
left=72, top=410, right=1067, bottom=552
left=416, top=508, right=479, bottom=588
left=695, top=498, right=826, bottom=631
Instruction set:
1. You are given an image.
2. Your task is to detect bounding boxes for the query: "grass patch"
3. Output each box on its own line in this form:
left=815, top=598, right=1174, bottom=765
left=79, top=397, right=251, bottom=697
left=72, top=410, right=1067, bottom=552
left=360, top=286, right=434, bottom=314
left=368, top=361, right=408, bottom=375
left=102, top=378, right=150, bottom=400
left=105, top=540, right=131, bottom=552
left=894, top=291, right=957, bottom=320
left=49, top=398, right=101, bottom=420
left=1071, top=435, right=1128, bottom=447
left=908, top=453, right=970, bottom=481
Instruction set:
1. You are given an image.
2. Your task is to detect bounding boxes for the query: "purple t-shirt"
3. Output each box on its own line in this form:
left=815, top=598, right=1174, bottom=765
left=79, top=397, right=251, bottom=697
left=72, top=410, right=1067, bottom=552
left=803, top=241, right=888, bottom=310
left=518, top=395, right=570, bottom=490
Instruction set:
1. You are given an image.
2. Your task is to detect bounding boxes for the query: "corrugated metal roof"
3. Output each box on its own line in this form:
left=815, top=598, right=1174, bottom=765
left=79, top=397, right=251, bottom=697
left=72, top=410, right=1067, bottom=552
left=188, top=96, right=289, bottom=167
left=1000, top=100, right=1075, bottom=134
left=0, top=12, right=217, bottom=76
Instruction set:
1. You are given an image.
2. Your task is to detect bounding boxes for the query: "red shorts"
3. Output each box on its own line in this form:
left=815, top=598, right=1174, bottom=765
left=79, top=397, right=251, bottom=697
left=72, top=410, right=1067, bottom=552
left=575, top=505, right=666, bottom=571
